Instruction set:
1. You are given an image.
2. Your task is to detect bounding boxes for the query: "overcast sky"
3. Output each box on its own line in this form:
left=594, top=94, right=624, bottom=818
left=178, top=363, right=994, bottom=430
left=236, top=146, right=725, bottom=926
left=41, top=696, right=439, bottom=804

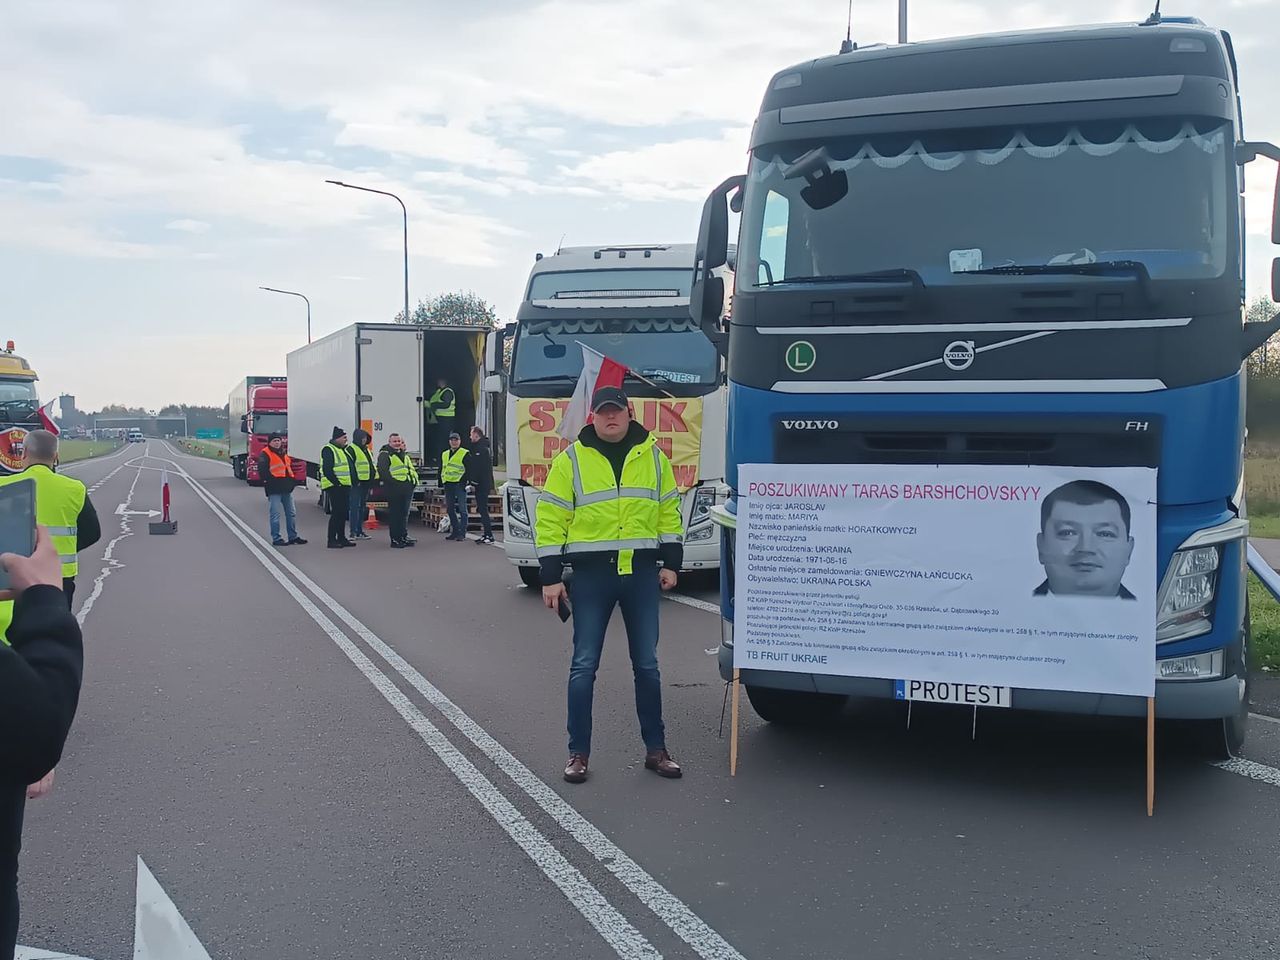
left=3, top=0, right=1277, bottom=411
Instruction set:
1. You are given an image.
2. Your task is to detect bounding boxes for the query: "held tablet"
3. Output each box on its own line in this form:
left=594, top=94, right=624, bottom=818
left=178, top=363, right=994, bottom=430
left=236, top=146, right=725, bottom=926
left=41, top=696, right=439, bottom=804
left=0, top=478, right=36, bottom=592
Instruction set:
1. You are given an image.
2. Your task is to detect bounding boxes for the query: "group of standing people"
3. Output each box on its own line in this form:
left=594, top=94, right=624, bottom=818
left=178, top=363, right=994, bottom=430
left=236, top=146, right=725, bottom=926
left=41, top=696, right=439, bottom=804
left=307, top=422, right=494, bottom=549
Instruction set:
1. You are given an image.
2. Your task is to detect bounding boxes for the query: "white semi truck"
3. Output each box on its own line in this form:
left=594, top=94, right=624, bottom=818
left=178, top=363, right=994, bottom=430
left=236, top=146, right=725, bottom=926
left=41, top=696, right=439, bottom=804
left=287, top=322, right=498, bottom=504
left=496, top=244, right=728, bottom=587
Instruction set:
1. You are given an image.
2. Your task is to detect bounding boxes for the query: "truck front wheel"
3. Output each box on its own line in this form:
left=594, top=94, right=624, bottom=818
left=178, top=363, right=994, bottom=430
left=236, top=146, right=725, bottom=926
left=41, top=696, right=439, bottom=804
left=745, top=685, right=846, bottom=725
left=518, top=567, right=541, bottom=589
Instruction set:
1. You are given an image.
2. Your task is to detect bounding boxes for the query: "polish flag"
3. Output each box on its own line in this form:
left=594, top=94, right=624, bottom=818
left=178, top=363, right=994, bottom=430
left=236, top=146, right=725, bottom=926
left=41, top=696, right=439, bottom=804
left=558, top=344, right=628, bottom=441
left=37, top=400, right=59, bottom=436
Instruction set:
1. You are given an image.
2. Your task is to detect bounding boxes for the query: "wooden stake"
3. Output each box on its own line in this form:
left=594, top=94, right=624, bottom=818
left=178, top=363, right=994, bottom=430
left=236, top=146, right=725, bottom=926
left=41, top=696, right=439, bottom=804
left=1146, top=696, right=1156, bottom=817
left=729, top=668, right=741, bottom=776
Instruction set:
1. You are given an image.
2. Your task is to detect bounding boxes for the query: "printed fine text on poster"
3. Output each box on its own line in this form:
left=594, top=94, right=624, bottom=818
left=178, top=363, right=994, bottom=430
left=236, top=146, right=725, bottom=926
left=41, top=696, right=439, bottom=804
left=734, top=464, right=1157, bottom=698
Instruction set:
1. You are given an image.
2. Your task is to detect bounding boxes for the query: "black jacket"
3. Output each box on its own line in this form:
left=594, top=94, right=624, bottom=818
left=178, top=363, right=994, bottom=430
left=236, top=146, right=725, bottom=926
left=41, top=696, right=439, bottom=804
left=465, top=439, right=494, bottom=490
left=377, top=445, right=416, bottom=494
left=539, top=422, right=683, bottom=586
left=256, top=449, right=299, bottom=497
left=321, top=444, right=354, bottom=489
left=0, top=585, right=83, bottom=785
left=76, top=493, right=101, bottom=552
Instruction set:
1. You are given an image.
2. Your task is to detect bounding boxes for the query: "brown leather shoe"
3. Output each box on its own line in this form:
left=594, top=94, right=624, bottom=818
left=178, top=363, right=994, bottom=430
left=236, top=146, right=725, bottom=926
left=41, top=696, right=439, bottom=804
left=563, top=753, right=589, bottom=784
left=644, top=749, right=682, bottom=779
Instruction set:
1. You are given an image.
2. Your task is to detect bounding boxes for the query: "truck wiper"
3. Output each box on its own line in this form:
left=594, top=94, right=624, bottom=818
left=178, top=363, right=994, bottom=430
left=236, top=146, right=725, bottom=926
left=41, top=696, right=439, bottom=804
left=958, top=259, right=1150, bottom=280
left=764, top=268, right=925, bottom=288
left=515, top=375, right=575, bottom=384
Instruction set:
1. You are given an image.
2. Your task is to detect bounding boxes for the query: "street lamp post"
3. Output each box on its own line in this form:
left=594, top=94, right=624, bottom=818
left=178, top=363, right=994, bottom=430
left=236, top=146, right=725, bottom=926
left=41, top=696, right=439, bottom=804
left=325, top=180, right=410, bottom=326
left=259, top=286, right=312, bottom=343
left=899, top=0, right=907, bottom=43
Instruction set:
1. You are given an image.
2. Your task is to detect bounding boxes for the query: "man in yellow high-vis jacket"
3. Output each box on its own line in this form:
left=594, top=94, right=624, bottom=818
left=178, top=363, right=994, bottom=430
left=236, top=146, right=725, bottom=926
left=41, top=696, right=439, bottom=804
left=535, top=386, right=684, bottom=785
left=0, top=430, right=100, bottom=623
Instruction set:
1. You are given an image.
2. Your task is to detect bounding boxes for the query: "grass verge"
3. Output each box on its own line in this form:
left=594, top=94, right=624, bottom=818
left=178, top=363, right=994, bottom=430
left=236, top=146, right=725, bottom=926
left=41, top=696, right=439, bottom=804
left=175, top=438, right=230, bottom=461
left=1249, top=572, right=1280, bottom=671
left=58, top=439, right=122, bottom=463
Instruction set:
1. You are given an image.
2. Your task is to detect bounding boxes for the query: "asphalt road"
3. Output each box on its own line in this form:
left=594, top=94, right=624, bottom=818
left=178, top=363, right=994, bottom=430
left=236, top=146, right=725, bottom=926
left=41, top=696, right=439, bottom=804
left=16, top=440, right=1280, bottom=959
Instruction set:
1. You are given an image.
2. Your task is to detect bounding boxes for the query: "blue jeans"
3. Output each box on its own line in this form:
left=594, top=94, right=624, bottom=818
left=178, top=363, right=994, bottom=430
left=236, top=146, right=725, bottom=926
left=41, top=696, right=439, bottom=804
left=268, top=492, right=298, bottom=543
left=349, top=484, right=368, bottom=535
left=566, top=565, right=665, bottom=756
left=444, top=483, right=467, bottom=537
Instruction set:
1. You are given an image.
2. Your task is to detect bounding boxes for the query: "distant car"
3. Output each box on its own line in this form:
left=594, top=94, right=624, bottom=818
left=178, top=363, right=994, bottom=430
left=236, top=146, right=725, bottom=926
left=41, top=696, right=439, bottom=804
left=127, top=429, right=144, bottom=443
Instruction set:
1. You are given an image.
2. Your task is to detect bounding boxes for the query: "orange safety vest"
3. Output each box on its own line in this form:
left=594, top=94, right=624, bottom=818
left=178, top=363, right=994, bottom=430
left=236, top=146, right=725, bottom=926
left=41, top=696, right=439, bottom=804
left=264, top=448, right=293, bottom=478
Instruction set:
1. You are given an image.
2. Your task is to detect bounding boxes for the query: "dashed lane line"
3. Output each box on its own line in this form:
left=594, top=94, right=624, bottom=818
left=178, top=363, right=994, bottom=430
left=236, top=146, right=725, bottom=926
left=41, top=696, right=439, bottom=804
left=159, top=442, right=747, bottom=960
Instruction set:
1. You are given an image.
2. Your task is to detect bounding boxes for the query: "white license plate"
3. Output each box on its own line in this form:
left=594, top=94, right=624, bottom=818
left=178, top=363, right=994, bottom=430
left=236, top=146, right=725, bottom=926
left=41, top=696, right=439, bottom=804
left=894, top=679, right=1011, bottom=708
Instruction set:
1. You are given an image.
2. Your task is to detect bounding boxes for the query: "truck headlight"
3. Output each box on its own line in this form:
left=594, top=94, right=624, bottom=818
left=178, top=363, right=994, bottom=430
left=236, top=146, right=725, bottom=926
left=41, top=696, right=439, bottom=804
left=691, top=487, right=717, bottom=525
left=687, top=524, right=715, bottom=543
left=506, top=486, right=529, bottom=524
left=1156, top=545, right=1220, bottom=643
left=507, top=521, right=532, bottom=541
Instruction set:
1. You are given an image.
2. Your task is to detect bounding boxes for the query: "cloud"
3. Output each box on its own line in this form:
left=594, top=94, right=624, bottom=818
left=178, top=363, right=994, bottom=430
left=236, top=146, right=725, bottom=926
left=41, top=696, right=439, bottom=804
left=165, top=218, right=210, bottom=234
left=559, top=128, right=750, bottom=201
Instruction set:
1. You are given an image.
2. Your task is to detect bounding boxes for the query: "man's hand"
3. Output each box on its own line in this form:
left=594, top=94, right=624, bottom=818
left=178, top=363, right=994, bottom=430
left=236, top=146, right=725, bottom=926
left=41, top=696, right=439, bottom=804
left=659, top=569, right=678, bottom=592
left=542, top=582, right=567, bottom=611
left=0, top=526, right=61, bottom=601
left=26, top=769, right=55, bottom=801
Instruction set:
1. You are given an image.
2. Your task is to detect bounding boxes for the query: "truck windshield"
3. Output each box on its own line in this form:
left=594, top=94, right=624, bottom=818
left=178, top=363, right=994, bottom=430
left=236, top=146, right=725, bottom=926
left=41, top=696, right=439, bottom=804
left=252, top=413, right=288, bottom=435
left=738, top=118, right=1230, bottom=291
left=512, top=316, right=718, bottom=386
left=0, top=380, right=38, bottom=417
left=528, top=269, right=692, bottom=300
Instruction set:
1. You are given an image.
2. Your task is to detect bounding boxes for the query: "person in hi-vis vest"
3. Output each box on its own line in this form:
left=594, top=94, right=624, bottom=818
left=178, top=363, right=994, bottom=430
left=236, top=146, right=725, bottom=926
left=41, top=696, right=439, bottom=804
left=0, top=429, right=100, bottom=807
left=256, top=433, right=307, bottom=547
left=440, top=432, right=469, bottom=541
left=424, top=377, right=456, bottom=465
left=348, top=428, right=377, bottom=541
left=0, top=430, right=100, bottom=629
left=320, top=426, right=356, bottom=548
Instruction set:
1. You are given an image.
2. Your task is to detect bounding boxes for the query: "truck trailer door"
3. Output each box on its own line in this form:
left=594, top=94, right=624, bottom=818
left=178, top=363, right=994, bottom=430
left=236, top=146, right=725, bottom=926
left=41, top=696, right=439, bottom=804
left=357, top=326, right=426, bottom=458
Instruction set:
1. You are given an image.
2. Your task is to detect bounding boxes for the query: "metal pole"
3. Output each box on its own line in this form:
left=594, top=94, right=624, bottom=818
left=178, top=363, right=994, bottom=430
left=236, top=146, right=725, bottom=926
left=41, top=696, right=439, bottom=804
left=899, top=0, right=907, bottom=43
left=259, top=287, right=311, bottom=343
left=325, top=180, right=410, bottom=324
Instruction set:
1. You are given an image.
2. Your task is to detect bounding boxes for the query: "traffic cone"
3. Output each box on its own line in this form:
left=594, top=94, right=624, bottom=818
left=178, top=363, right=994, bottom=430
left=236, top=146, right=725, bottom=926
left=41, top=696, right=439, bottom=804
left=366, top=504, right=380, bottom=530
left=149, top=469, right=178, bottom=535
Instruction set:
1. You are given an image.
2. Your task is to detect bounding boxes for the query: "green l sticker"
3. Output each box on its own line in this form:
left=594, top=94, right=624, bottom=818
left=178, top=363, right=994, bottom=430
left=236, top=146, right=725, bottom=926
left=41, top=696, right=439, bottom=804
left=785, top=340, right=816, bottom=374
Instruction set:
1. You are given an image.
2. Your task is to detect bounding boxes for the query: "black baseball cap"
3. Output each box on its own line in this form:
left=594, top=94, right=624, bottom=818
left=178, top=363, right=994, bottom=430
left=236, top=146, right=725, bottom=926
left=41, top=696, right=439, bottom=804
left=448, top=431, right=461, bottom=440
left=591, top=386, right=629, bottom=413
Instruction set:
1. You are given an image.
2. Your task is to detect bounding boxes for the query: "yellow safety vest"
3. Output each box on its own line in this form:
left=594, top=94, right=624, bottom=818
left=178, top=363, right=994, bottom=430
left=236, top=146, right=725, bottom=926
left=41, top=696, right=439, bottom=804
left=352, top=444, right=375, bottom=482
left=387, top=452, right=418, bottom=484
left=440, top=448, right=468, bottom=484
left=534, top=433, right=683, bottom=575
left=0, top=464, right=86, bottom=642
left=320, top=443, right=352, bottom=489
left=426, top=387, right=456, bottom=419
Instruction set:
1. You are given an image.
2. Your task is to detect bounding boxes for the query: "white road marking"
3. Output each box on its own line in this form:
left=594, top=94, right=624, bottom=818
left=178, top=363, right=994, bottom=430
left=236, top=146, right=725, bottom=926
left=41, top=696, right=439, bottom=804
left=153, top=445, right=662, bottom=960
left=135, top=857, right=213, bottom=960
left=18, top=856, right=211, bottom=960
left=1212, top=758, right=1280, bottom=787
left=665, top=593, right=721, bottom=615
left=76, top=465, right=144, bottom=626
left=1249, top=712, right=1280, bottom=725
left=159, top=443, right=746, bottom=960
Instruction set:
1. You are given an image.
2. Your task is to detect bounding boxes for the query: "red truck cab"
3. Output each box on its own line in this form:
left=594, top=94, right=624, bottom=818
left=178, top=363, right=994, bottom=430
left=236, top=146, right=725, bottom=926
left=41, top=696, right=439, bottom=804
left=243, top=382, right=306, bottom=486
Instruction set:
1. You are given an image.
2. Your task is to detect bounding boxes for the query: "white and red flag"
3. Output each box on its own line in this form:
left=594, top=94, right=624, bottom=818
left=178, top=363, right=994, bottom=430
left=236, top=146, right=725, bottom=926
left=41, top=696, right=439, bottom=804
left=37, top=400, right=59, bottom=436
left=558, top=343, right=628, bottom=441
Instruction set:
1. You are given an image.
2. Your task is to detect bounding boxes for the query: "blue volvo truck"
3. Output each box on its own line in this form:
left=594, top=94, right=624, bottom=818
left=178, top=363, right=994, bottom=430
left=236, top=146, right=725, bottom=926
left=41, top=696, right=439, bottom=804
left=691, top=17, right=1280, bottom=756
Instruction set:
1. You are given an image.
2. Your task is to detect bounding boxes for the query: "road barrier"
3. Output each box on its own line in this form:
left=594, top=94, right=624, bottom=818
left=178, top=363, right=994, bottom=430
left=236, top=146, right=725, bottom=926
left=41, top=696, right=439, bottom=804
left=1248, top=543, right=1280, bottom=603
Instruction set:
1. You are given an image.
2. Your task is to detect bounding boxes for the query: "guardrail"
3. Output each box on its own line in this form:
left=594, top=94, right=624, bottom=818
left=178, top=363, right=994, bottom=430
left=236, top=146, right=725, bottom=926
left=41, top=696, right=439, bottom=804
left=1248, top=543, right=1280, bottom=603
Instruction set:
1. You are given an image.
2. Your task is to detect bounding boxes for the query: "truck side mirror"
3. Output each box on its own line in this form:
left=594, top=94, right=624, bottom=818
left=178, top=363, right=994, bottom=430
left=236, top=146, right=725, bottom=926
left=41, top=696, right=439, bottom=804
left=691, top=174, right=745, bottom=355
left=483, top=373, right=503, bottom=394
left=240, top=414, right=249, bottom=434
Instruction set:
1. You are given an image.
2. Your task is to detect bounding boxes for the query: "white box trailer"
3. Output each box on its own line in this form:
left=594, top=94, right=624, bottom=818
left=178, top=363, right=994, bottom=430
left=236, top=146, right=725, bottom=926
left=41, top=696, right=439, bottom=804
left=286, top=322, right=496, bottom=481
